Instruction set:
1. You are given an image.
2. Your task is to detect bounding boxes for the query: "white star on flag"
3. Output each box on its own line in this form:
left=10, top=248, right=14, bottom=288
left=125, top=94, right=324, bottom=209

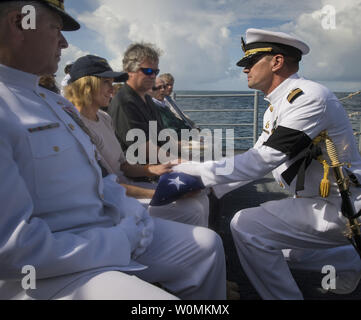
left=168, top=176, right=185, bottom=191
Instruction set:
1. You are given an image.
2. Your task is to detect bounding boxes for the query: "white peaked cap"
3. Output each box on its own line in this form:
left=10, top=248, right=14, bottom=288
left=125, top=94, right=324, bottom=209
left=245, top=28, right=310, bottom=55
left=237, top=28, right=310, bottom=67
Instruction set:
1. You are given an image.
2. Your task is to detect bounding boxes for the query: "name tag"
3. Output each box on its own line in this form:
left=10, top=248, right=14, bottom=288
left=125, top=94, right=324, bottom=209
left=28, top=123, right=60, bottom=133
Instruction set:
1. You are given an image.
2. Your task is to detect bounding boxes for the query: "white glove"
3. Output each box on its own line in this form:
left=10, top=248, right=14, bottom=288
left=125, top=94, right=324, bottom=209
left=173, top=162, right=203, bottom=177
left=132, top=210, right=154, bottom=259
left=118, top=216, right=143, bottom=253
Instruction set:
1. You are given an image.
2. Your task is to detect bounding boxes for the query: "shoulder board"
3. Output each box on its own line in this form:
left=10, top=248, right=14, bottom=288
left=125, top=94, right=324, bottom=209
left=287, top=88, right=304, bottom=104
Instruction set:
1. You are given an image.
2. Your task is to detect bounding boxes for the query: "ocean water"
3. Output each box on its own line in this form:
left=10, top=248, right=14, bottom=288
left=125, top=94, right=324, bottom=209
left=174, top=90, right=361, bottom=150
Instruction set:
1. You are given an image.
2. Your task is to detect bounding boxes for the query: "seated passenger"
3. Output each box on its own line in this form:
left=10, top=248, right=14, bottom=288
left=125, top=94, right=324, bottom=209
left=159, top=73, right=198, bottom=129
left=108, top=42, right=167, bottom=155
left=65, top=55, right=210, bottom=227
left=108, top=42, right=204, bottom=165
left=151, top=77, right=191, bottom=138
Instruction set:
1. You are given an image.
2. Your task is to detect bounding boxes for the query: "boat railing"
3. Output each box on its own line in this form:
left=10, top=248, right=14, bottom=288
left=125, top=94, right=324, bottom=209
left=177, top=91, right=260, bottom=146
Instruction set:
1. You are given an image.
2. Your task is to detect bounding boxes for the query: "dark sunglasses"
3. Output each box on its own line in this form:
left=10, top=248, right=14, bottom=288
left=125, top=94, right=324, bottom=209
left=140, top=67, right=160, bottom=76
left=152, top=85, right=166, bottom=91
left=244, top=54, right=269, bottom=69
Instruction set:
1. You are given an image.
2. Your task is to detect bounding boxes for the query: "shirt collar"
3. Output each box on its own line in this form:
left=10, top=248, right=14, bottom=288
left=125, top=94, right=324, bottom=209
left=152, top=98, right=166, bottom=108
left=265, top=73, right=300, bottom=104
left=0, top=63, right=39, bottom=92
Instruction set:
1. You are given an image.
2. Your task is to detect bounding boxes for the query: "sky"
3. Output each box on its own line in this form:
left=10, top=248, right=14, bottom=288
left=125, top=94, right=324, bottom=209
left=58, top=0, right=361, bottom=92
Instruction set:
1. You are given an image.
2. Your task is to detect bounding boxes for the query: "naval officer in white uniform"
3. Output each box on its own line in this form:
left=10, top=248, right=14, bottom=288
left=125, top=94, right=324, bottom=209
left=174, top=28, right=361, bottom=299
left=0, top=0, right=226, bottom=300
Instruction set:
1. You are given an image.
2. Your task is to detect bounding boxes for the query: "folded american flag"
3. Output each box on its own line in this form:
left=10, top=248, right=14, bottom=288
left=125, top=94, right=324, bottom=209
left=150, top=172, right=205, bottom=206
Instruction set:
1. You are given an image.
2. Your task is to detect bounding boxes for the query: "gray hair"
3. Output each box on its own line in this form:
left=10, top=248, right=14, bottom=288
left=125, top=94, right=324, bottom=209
left=122, top=42, right=162, bottom=73
left=159, top=73, right=174, bottom=84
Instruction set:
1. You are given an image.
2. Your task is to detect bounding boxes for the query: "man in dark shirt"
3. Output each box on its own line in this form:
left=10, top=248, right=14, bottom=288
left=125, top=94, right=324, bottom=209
left=108, top=43, right=166, bottom=155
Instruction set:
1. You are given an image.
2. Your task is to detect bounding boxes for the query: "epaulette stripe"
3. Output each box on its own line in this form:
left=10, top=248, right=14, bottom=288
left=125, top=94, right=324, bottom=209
left=287, top=88, right=304, bottom=104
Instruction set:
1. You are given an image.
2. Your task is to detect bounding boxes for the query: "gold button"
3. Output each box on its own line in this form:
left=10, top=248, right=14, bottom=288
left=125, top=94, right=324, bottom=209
left=265, top=121, right=270, bottom=129
left=270, top=106, right=274, bottom=112
left=279, top=182, right=284, bottom=188
left=69, top=124, right=75, bottom=130
left=53, top=146, right=60, bottom=152
left=39, top=93, right=46, bottom=99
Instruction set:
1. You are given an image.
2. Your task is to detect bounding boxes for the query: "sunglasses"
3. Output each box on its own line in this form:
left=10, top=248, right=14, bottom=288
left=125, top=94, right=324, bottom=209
left=140, top=67, right=160, bottom=76
left=152, top=85, right=166, bottom=91
left=244, top=54, right=269, bottom=69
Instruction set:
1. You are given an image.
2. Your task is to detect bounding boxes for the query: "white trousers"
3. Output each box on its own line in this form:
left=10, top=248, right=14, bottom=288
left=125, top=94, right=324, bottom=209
left=283, top=246, right=361, bottom=273
left=53, top=271, right=179, bottom=300
left=26, top=217, right=225, bottom=300
left=230, top=196, right=361, bottom=300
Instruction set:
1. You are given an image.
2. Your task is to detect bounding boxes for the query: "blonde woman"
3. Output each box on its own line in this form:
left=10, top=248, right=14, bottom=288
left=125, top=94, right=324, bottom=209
left=65, top=55, right=209, bottom=227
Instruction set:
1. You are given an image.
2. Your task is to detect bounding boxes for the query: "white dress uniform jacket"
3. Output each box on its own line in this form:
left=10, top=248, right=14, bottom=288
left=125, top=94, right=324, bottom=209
left=0, top=64, right=154, bottom=298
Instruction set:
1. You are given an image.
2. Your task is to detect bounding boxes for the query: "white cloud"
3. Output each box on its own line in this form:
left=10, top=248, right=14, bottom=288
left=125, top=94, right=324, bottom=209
left=278, top=0, right=361, bottom=90
left=222, top=0, right=322, bottom=20
left=62, top=0, right=361, bottom=91
left=75, top=0, right=237, bottom=89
